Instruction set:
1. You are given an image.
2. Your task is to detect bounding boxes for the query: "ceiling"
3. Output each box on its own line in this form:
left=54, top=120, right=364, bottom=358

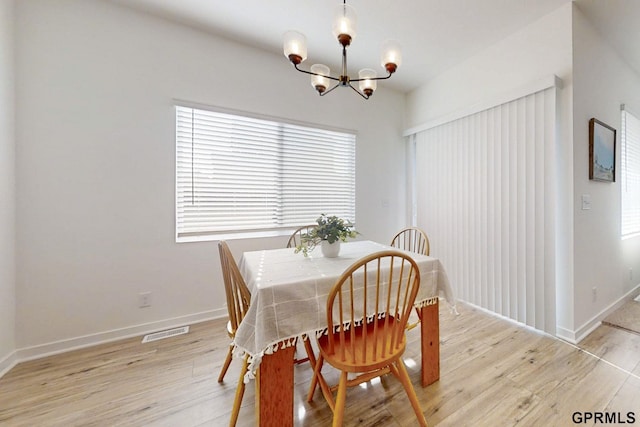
left=109, top=0, right=640, bottom=94
left=574, top=0, right=640, bottom=77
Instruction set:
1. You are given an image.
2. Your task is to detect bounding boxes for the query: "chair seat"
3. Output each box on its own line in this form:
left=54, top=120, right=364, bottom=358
left=318, top=317, right=406, bottom=373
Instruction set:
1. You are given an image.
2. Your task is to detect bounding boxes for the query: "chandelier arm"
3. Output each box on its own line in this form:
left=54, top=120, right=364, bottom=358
left=293, top=63, right=340, bottom=82
left=319, top=81, right=342, bottom=96
left=347, top=83, right=370, bottom=99
left=349, top=71, right=394, bottom=83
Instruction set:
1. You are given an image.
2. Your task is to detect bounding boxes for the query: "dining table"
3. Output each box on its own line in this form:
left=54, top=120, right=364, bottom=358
left=233, top=239, right=455, bottom=426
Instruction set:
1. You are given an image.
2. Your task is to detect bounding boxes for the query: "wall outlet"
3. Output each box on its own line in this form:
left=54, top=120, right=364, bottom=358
left=138, top=292, right=152, bottom=308
left=592, top=287, right=597, bottom=303
left=630, top=268, right=633, bottom=282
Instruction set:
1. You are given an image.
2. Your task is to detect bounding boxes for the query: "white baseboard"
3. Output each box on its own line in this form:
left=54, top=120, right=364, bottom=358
left=0, top=350, right=18, bottom=378
left=555, top=326, right=578, bottom=344
left=462, top=301, right=554, bottom=338
left=564, top=284, right=640, bottom=344
left=15, top=308, right=226, bottom=364
left=461, top=286, right=640, bottom=345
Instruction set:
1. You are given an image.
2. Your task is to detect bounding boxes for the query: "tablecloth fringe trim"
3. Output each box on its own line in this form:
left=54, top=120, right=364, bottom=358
left=233, top=296, right=453, bottom=383
left=415, top=296, right=439, bottom=308
left=233, top=335, right=303, bottom=384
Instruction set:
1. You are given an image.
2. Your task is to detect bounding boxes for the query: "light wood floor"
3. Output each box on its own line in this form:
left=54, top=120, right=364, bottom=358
left=1, top=301, right=639, bottom=426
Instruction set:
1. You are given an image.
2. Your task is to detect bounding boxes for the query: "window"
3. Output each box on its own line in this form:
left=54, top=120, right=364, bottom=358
left=176, top=105, right=356, bottom=241
left=621, top=107, right=640, bottom=237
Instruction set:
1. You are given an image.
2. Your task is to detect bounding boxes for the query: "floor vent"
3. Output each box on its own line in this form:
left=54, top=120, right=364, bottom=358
left=142, top=326, right=190, bottom=343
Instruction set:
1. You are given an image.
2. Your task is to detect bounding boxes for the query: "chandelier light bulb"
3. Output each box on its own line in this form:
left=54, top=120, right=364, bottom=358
left=283, top=30, right=308, bottom=65
left=332, top=3, right=357, bottom=46
left=358, top=69, right=377, bottom=97
left=310, top=64, right=331, bottom=94
left=380, top=39, right=402, bottom=73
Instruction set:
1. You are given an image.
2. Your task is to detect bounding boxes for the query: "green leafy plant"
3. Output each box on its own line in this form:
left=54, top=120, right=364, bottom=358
left=295, top=214, right=358, bottom=256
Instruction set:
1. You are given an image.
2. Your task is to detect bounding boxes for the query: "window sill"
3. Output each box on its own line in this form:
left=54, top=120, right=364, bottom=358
left=176, top=228, right=296, bottom=243
left=621, top=232, right=640, bottom=241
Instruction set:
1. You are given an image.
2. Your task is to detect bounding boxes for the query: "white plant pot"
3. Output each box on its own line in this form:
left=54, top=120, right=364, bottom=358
left=321, top=240, right=341, bottom=258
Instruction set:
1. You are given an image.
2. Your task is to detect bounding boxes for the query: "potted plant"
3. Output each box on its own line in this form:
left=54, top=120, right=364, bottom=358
left=295, top=214, right=358, bottom=257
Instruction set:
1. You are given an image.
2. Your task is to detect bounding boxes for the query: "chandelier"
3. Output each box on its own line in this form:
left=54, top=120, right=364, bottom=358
left=282, top=0, right=401, bottom=99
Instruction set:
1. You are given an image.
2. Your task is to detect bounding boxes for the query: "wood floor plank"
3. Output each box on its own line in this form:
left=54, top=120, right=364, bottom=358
left=578, top=323, right=640, bottom=372
left=603, top=374, right=640, bottom=416
left=434, top=377, right=539, bottom=426
left=2, top=301, right=640, bottom=426
left=516, top=360, right=630, bottom=427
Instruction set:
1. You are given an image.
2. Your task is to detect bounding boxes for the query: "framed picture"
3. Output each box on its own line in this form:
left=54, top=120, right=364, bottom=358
left=589, top=118, right=616, bottom=182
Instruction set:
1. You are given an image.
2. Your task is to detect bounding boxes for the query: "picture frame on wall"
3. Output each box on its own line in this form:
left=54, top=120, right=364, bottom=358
left=589, top=118, right=616, bottom=182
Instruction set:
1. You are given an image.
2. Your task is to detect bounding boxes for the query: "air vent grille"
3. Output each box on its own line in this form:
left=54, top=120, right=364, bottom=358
left=141, top=326, right=190, bottom=343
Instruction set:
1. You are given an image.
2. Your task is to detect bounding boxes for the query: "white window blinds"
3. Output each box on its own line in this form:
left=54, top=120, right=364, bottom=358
left=176, top=106, right=356, bottom=239
left=621, top=107, right=640, bottom=237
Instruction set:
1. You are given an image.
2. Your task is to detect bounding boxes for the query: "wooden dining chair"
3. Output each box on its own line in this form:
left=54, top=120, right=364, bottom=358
left=390, top=226, right=430, bottom=256
left=390, top=227, right=430, bottom=331
left=217, top=241, right=252, bottom=427
left=307, top=250, right=429, bottom=427
left=286, top=224, right=317, bottom=249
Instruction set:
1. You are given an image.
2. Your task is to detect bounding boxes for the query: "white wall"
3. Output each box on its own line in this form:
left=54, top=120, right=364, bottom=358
left=571, top=6, right=640, bottom=336
left=0, top=0, right=16, bottom=374
left=14, top=0, right=406, bottom=354
left=406, top=4, right=575, bottom=337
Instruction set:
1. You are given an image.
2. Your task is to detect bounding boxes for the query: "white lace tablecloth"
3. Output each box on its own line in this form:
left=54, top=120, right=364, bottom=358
left=232, top=240, right=455, bottom=379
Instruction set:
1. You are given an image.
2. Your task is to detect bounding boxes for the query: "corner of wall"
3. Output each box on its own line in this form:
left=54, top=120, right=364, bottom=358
left=0, top=350, right=18, bottom=379
left=0, top=0, right=17, bottom=374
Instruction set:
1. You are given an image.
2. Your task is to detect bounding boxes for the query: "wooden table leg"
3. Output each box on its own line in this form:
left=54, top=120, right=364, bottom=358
left=420, top=299, right=440, bottom=387
left=256, top=345, right=295, bottom=426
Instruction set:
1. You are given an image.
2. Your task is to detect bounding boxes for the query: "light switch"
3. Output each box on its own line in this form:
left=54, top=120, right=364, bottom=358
left=582, top=194, right=592, bottom=210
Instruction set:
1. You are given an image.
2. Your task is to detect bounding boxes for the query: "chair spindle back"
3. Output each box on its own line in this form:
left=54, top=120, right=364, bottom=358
left=325, top=250, right=420, bottom=365
left=286, top=224, right=317, bottom=249
left=218, top=241, right=251, bottom=335
left=390, top=227, right=430, bottom=256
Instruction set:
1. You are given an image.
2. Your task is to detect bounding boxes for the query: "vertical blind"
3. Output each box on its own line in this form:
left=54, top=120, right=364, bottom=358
left=411, top=87, right=557, bottom=333
left=621, top=107, right=640, bottom=237
left=176, top=106, right=356, bottom=239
